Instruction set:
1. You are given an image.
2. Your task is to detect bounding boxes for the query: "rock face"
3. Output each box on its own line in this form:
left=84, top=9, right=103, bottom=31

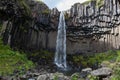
left=1, top=0, right=120, bottom=54
left=65, top=0, right=120, bottom=54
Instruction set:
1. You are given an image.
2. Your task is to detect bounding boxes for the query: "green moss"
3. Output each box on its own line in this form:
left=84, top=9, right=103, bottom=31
left=82, top=0, right=104, bottom=7
left=71, top=73, right=79, bottom=80
left=110, top=61, right=120, bottom=80
left=87, top=75, right=99, bottom=80
left=87, top=58, right=120, bottom=80
left=116, top=50, right=120, bottom=62
left=19, top=0, right=31, bottom=16
left=42, top=9, right=50, bottom=15
left=96, top=0, right=104, bottom=7
left=0, top=38, right=34, bottom=76
left=109, top=50, right=120, bottom=80
left=53, top=74, right=58, bottom=80
left=111, top=69, right=120, bottom=80
left=82, top=0, right=91, bottom=5
left=65, top=13, right=70, bottom=20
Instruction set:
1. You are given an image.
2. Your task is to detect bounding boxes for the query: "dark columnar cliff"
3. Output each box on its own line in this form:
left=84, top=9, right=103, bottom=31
left=0, top=0, right=120, bottom=54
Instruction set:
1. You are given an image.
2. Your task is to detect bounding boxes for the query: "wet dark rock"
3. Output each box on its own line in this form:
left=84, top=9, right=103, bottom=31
left=80, top=68, right=92, bottom=78
left=20, top=76, right=27, bottom=80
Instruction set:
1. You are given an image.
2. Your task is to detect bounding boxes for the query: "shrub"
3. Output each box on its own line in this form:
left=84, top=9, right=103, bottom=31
left=116, top=50, right=120, bottom=62
left=54, top=74, right=58, bottom=80
left=71, top=73, right=79, bottom=80
left=111, top=67, right=120, bottom=80
left=87, top=75, right=99, bottom=80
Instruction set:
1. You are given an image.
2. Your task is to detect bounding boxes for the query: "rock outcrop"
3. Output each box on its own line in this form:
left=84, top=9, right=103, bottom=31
left=91, top=67, right=112, bottom=77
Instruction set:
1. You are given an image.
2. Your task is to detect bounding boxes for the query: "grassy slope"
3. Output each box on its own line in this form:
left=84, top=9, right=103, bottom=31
left=0, top=38, right=34, bottom=76
left=72, top=50, right=118, bottom=67
left=72, top=50, right=120, bottom=80
left=110, top=50, right=120, bottom=80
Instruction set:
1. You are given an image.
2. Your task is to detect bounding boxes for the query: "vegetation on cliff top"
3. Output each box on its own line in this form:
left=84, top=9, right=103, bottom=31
left=19, top=0, right=32, bottom=16
left=82, top=0, right=104, bottom=7
left=0, top=0, right=32, bottom=20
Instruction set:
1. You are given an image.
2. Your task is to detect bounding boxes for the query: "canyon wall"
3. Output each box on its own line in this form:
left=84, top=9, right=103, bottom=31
left=1, top=0, right=120, bottom=54
left=65, top=0, right=120, bottom=54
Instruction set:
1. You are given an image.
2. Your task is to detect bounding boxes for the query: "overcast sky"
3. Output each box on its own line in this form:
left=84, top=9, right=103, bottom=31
left=40, top=0, right=88, bottom=11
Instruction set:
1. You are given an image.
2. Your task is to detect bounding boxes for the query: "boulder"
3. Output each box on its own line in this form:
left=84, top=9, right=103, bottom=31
left=37, top=73, right=69, bottom=80
left=37, top=74, right=51, bottom=80
left=52, top=72, right=69, bottom=80
left=91, top=67, right=112, bottom=77
left=37, top=72, right=69, bottom=80
left=80, top=68, right=92, bottom=78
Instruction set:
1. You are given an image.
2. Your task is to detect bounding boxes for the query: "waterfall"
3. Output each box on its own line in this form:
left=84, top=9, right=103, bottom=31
left=54, top=12, right=67, bottom=69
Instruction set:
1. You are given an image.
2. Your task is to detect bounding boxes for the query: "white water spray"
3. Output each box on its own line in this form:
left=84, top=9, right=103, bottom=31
left=54, top=12, right=67, bottom=69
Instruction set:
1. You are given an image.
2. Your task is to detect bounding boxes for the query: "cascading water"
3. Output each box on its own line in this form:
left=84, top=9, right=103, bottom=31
left=54, top=12, right=67, bottom=69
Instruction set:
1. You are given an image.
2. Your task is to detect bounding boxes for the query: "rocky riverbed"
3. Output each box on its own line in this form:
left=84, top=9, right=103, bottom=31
left=1, top=61, right=119, bottom=80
